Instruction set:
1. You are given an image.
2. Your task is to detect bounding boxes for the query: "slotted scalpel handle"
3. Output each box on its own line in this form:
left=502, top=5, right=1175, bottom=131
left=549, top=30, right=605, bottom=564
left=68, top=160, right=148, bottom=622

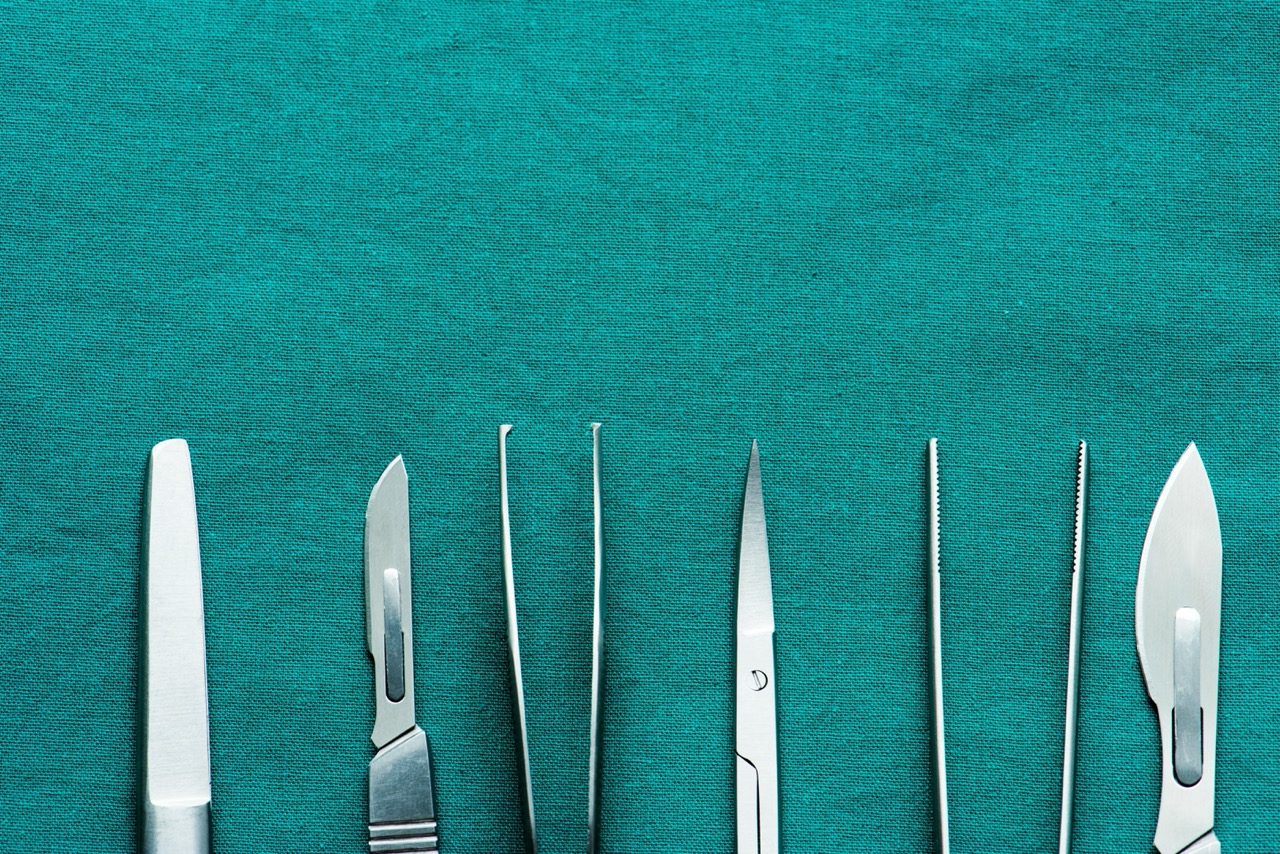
left=369, top=727, right=438, bottom=853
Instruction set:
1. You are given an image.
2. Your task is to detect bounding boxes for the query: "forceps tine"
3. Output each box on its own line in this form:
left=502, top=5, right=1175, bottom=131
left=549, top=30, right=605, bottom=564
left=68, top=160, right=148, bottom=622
left=1059, top=442, right=1088, bottom=854
left=499, top=424, right=606, bottom=853
left=927, top=441, right=1089, bottom=854
left=927, top=439, right=950, bottom=854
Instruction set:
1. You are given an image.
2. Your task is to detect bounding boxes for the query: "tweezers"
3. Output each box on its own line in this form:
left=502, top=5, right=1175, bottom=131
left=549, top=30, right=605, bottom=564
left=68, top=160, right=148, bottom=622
left=500, top=423, right=606, bottom=852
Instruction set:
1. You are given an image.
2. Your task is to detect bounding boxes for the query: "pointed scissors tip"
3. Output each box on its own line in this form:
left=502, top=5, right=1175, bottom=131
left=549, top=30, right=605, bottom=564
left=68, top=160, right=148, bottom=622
left=745, top=441, right=764, bottom=498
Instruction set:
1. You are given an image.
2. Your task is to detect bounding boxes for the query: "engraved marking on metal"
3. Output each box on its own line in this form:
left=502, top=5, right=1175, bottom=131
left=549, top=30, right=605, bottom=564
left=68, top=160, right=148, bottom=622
left=369, top=820, right=439, bottom=838
left=383, top=567, right=405, bottom=703
left=1173, top=606, right=1203, bottom=786
left=368, top=818, right=440, bottom=853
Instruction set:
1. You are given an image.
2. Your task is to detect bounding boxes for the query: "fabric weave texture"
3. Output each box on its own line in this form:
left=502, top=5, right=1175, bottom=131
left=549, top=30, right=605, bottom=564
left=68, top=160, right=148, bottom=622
left=1, top=2, right=1279, bottom=852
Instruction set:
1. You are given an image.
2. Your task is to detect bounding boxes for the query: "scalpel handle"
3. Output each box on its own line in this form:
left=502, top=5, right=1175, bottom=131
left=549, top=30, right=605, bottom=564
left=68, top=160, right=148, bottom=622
left=369, top=727, right=438, bottom=853
left=144, top=803, right=210, bottom=854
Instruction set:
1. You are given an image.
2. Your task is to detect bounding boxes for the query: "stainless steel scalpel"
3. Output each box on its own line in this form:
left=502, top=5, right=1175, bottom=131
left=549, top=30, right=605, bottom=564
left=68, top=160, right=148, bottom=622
left=366, top=456, right=438, bottom=853
left=1136, top=444, right=1222, bottom=854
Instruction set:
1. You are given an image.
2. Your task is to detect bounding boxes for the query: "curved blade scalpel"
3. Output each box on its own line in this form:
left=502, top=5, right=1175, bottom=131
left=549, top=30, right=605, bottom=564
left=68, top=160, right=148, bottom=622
left=1135, top=444, right=1221, bottom=854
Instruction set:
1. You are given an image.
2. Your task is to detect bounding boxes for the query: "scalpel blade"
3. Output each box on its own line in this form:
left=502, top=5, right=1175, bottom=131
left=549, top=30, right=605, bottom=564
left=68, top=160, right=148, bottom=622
left=365, top=456, right=438, bottom=853
left=143, top=438, right=211, bottom=854
left=736, top=440, right=778, bottom=854
left=1136, top=444, right=1222, bottom=854
left=366, top=456, right=416, bottom=748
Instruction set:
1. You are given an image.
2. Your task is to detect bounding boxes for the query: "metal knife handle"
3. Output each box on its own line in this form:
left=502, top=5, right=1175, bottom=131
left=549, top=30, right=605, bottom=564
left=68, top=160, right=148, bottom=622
left=369, top=821, right=439, bottom=854
left=369, top=726, right=438, bottom=853
left=143, top=438, right=211, bottom=854
left=144, top=803, right=211, bottom=854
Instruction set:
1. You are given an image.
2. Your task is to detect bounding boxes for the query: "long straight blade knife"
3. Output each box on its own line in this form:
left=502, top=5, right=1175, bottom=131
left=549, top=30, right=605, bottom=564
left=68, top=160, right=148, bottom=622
left=366, top=456, right=438, bottom=853
left=1136, top=443, right=1222, bottom=854
left=143, top=438, right=211, bottom=854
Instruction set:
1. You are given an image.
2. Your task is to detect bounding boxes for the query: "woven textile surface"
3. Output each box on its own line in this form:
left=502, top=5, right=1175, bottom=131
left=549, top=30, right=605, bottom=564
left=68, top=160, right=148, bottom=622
left=2, top=2, right=1279, bottom=852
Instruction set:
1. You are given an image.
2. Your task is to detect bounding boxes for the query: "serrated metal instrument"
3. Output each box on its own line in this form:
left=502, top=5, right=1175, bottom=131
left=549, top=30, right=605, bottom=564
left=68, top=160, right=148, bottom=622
left=1136, top=443, right=1222, bottom=854
left=1058, top=441, right=1088, bottom=854
left=926, top=438, right=950, bottom=854
left=143, top=438, right=212, bottom=854
left=365, top=456, right=438, bottom=853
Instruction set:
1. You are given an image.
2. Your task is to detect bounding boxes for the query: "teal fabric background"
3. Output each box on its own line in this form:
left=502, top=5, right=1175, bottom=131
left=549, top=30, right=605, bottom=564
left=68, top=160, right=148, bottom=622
left=1, top=2, right=1278, bottom=852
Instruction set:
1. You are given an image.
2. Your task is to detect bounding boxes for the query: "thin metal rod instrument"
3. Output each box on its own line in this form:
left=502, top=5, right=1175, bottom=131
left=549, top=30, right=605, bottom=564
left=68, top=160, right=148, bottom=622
left=927, top=438, right=949, bottom=854
left=1058, top=441, right=1088, bottom=854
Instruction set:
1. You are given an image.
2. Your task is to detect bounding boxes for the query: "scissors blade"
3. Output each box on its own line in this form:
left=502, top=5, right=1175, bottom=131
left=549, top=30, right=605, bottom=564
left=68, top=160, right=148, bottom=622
left=365, top=456, right=438, bottom=853
left=143, top=438, right=211, bottom=854
left=736, top=440, right=778, bottom=854
left=1135, top=443, right=1221, bottom=854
